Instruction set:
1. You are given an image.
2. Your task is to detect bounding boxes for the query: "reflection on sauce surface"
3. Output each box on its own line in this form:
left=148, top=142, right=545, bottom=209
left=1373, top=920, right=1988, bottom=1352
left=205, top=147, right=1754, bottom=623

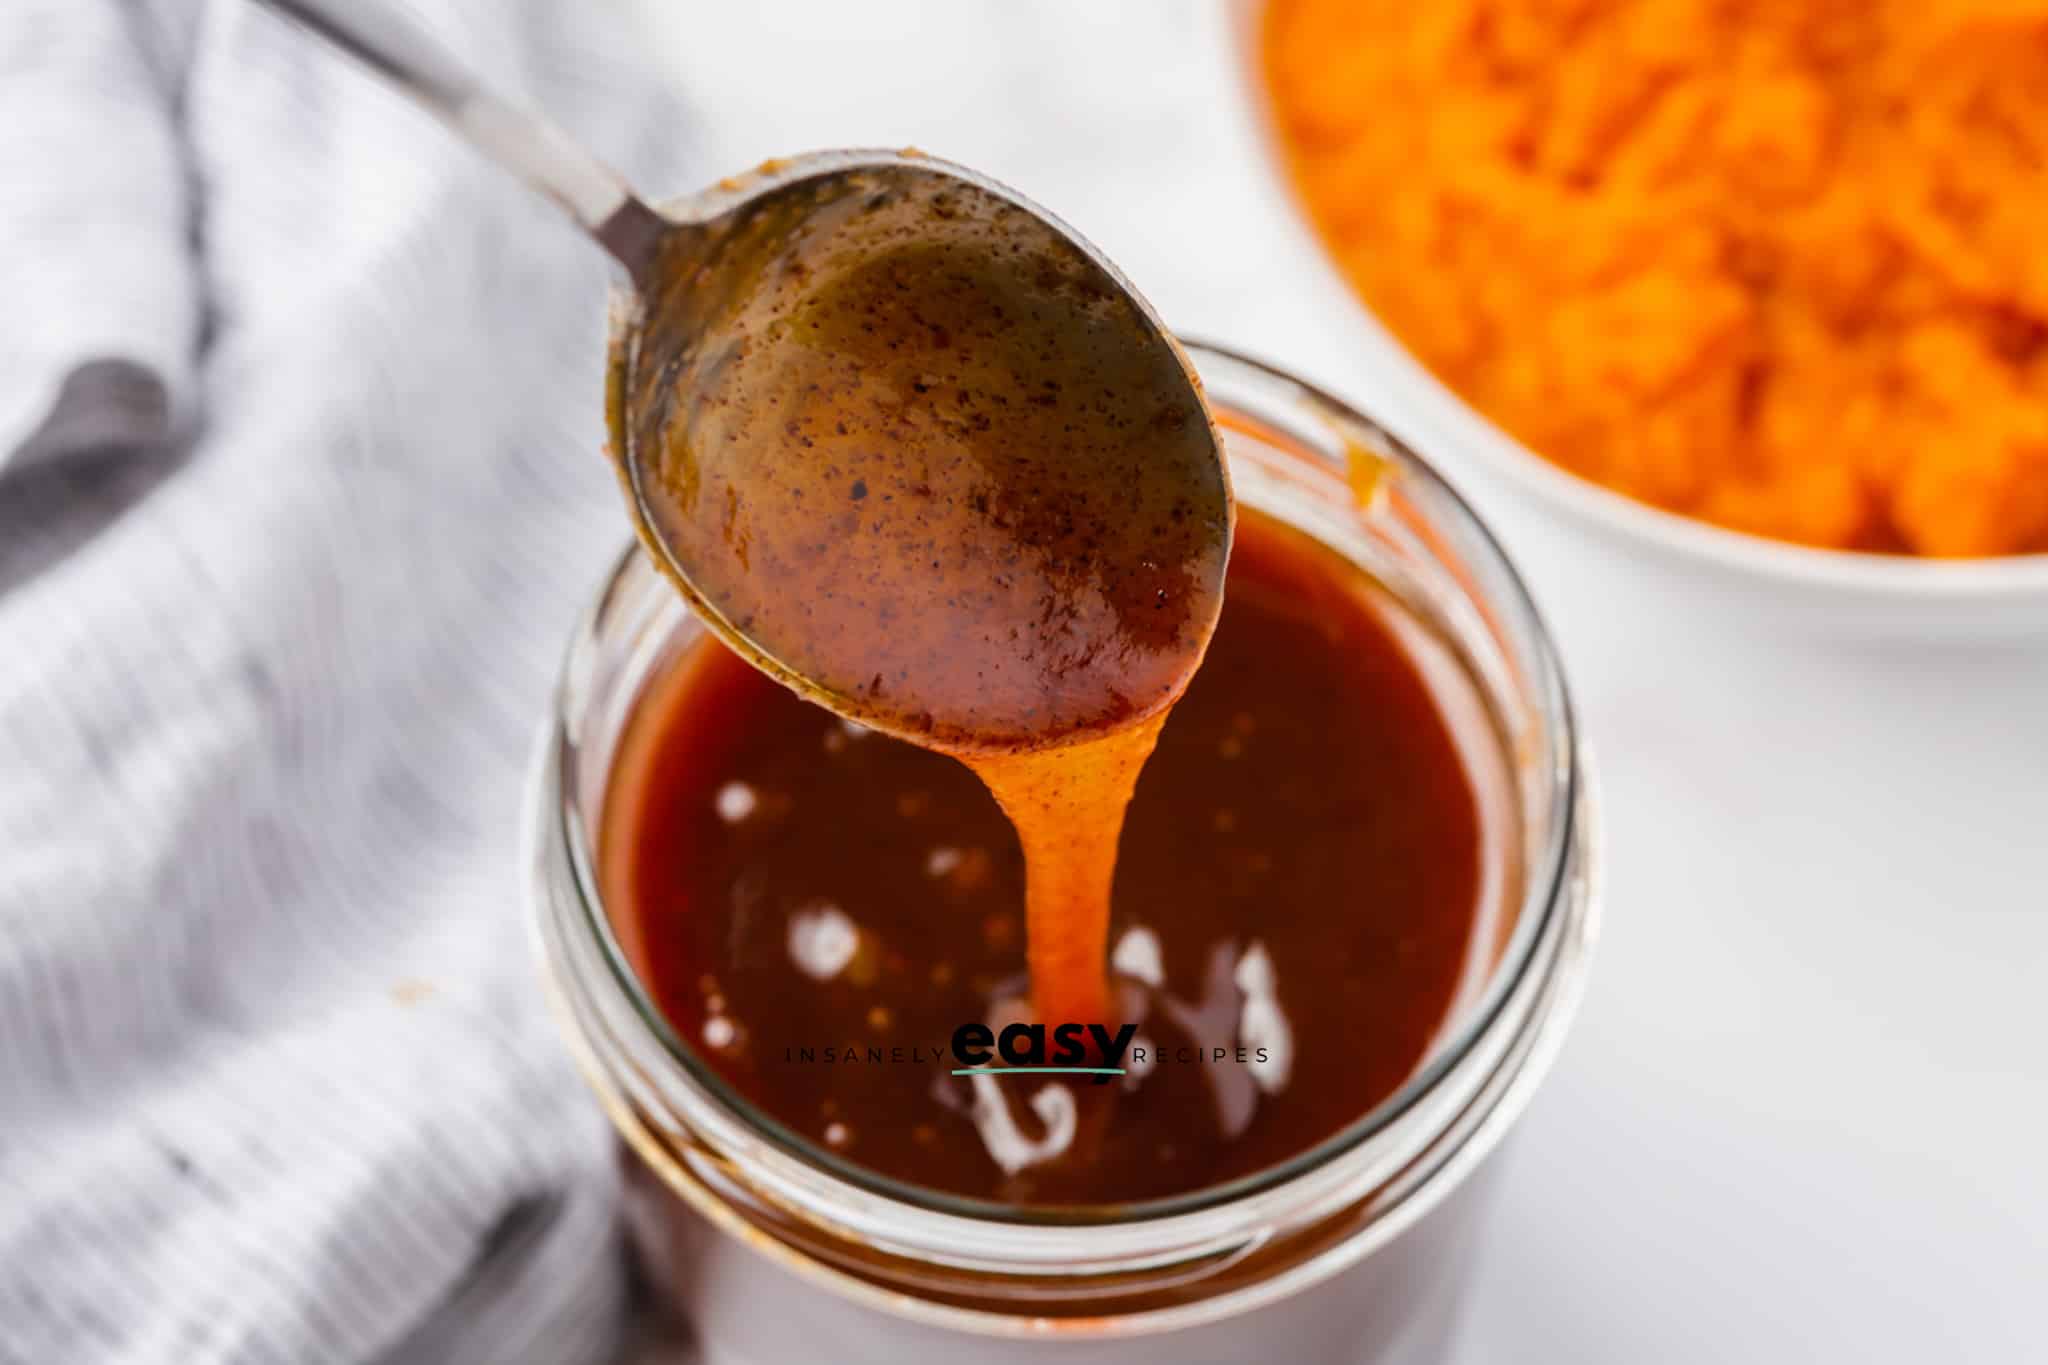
left=602, top=508, right=1497, bottom=1205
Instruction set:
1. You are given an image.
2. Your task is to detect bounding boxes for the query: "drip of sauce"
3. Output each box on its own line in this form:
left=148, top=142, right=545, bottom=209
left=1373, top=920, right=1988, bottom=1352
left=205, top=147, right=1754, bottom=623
left=964, top=720, right=1164, bottom=1027
left=612, top=172, right=1230, bottom=1029
left=601, top=508, right=1501, bottom=1204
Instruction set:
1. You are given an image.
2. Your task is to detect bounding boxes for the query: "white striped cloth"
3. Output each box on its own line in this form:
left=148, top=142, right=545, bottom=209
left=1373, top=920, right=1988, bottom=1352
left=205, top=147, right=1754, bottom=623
left=0, top=2, right=696, bottom=1360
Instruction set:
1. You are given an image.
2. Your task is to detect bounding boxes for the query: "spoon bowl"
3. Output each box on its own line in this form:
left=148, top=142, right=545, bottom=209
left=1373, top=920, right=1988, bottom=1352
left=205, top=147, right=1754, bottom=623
left=610, top=151, right=1231, bottom=750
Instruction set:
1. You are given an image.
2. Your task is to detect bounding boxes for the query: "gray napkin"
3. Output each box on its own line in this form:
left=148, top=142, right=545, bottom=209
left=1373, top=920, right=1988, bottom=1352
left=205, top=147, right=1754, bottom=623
left=0, top=2, right=695, bottom=1360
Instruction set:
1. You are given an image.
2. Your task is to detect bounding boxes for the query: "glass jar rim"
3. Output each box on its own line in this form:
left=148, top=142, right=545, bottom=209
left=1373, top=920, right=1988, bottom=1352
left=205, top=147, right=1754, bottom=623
left=543, top=337, right=1581, bottom=1232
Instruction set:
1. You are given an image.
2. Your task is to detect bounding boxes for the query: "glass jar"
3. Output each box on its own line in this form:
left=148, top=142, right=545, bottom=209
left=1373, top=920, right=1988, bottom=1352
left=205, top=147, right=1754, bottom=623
left=528, top=340, right=1599, bottom=1364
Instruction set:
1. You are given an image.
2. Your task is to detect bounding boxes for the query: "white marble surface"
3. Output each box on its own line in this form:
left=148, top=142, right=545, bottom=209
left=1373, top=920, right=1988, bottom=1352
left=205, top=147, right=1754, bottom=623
left=638, top=3, right=2048, bottom=1359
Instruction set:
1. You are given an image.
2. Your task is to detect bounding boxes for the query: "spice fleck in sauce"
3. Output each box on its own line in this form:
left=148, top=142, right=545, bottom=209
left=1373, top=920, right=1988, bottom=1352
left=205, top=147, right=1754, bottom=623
left=602, top=508, right=1495, bottom=1205
left=613, top=169, right=1231, bottom=1027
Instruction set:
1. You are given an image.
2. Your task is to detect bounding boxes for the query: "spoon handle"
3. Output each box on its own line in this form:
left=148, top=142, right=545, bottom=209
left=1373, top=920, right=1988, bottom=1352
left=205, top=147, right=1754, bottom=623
left=253, top=0, right=666, bottom=280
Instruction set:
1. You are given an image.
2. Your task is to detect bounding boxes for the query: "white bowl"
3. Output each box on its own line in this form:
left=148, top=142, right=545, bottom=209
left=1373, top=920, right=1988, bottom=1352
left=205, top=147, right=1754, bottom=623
left=1227, top=1, right=2048, bottom=641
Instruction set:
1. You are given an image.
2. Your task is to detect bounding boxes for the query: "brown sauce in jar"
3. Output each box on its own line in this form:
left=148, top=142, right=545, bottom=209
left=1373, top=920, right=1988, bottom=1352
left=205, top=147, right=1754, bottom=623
left=601, top=506, right=1499, bottom=1205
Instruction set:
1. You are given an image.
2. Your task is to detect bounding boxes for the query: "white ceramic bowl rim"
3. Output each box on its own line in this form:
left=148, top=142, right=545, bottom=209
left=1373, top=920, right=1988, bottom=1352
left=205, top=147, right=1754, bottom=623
left=1399, top=361, right=2048, bottom=601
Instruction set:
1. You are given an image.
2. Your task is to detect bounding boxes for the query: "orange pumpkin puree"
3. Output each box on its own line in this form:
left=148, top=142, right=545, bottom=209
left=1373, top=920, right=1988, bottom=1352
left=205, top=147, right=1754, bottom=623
left=1263, top=0, right=2048, bottom=557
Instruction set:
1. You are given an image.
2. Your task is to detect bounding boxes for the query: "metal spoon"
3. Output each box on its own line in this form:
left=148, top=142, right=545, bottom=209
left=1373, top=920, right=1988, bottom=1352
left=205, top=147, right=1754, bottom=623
left=257, top=0, right=1232, bottom=752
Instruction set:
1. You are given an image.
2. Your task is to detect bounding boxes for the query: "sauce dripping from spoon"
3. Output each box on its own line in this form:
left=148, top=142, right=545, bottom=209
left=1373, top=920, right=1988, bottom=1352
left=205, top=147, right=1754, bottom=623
left=239, top=2, right=1231, bottom=1063
left=613, top=167, right=1231, bottom=1027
